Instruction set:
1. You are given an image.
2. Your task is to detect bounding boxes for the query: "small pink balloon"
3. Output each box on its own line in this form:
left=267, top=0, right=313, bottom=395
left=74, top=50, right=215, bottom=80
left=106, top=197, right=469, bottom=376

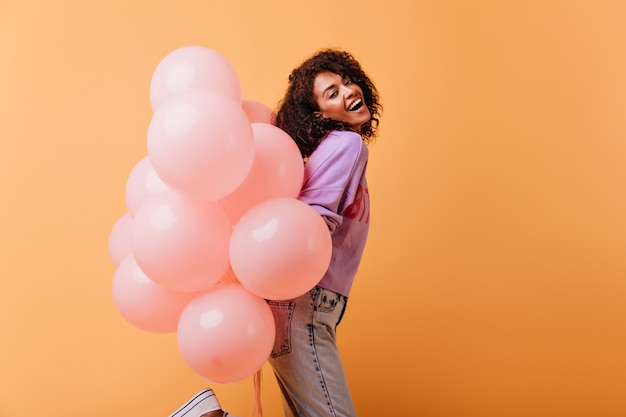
left=147, top=89, right=254, bottom=200
left=230, top=197, right=332, bottom=300
left=108, top=213, right=132, bottom=267
left=131, top=190, right=232, bottom=292
left=220, top=123, right=304, bottom=224
left=125, top=156, right=169, bottom=216
left=177, top=283, right=275, bottom=383
left=242, top=100, right=276, bottom=124
left=150, top=46, right=242, bottom=111
left=112, top=255, right=201, bottom=333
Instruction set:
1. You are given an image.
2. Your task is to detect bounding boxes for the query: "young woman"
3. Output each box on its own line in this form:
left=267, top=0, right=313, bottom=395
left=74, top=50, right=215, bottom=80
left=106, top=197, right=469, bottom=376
left=168, top=49, right=382, bottom=417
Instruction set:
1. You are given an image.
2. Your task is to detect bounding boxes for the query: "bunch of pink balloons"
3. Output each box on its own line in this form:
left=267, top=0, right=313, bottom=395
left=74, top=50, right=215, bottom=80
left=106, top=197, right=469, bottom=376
left=107, top=46, right=332, bottom=383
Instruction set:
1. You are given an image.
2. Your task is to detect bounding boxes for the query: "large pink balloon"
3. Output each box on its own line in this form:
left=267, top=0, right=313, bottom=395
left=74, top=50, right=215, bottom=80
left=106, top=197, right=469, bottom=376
left=125, top=156, right=169, bottom=216
left=177, top=283, right=275, bottom=383
left=241, top=100, right=276, bottom=124
left=150, top=46, right=242, bottom=111
left=112, top=255, right=201, bottom=333
left=147, top=89, right=254, bottom=200
left=229, top=198, right=332, bottom=300
left=108, top=212, right=132, bottom=267
left=131, top=190, right=232, bottom=292
left=220, top=123, right=304, bottom=223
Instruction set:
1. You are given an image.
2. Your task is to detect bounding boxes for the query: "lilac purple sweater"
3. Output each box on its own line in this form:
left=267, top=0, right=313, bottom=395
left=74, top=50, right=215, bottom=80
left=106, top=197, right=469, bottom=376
left=298, top=130, right=370, bottom=297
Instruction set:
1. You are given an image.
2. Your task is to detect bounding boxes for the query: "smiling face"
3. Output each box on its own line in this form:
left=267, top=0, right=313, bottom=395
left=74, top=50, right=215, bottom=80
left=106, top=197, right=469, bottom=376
left=313, top=71, right=371, bottom=132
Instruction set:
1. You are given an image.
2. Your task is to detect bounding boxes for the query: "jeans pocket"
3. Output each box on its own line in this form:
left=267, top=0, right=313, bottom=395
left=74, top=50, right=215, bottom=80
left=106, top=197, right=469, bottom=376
left=268, top=300, right=295, bottom=358
left=314, top=287, right=343, bottom=313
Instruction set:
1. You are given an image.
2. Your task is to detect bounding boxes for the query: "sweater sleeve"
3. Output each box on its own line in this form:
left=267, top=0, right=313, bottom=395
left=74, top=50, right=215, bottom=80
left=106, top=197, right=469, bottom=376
left=298, top=131, right=368, bottom=233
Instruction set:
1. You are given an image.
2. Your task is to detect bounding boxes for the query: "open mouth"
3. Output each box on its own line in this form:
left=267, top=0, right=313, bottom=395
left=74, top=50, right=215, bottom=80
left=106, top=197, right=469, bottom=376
left=348, top=99, right=363, bottom=112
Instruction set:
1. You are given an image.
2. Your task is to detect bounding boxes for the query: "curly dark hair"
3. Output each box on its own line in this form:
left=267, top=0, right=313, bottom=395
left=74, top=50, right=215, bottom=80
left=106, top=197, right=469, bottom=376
left=275, top=49, right=382, bottom=158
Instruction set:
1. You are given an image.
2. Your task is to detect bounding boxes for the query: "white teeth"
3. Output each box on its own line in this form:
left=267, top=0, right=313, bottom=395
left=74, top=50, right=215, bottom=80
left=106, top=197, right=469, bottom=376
left=349, top=99, right=362, bottom=111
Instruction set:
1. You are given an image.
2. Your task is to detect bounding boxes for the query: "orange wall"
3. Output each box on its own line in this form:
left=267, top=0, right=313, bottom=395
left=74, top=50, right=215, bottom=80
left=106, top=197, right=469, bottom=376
left=1, top=1, right=626, bottom=416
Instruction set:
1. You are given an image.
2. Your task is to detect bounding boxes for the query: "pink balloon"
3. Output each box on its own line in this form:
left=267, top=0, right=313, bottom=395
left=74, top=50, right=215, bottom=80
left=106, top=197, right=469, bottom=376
left=125, top=156, right=169, bottom=216
left=108, top=212, right=132, bottom=267
left=131, top=190, right=232, bottom=292
left=177, top=283, right=275, bottom=383
left=112, top=256, right=201, bottom=333
left=242, top=100, right=276, bottom=124
left=150, top=46, right=242, bottom=111
left=147, top=89, right=254, bottom=200
left=229, top=198, right=332, bottom=300
left=220, top=123, right=304, bottom=223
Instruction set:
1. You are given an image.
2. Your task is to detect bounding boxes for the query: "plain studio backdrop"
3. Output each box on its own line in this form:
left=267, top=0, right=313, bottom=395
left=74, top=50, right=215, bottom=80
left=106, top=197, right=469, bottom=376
left=1, top=1, right=625, bottom=416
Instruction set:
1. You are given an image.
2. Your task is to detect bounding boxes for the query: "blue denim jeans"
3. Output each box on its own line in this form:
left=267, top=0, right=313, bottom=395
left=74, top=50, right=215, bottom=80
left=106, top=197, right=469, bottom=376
left=267, top=286, right=357, bottom=417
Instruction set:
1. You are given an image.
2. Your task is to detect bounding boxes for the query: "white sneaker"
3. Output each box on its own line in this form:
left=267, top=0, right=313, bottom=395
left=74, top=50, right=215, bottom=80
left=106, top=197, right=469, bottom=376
left=168, top=388, right=223, bottom=417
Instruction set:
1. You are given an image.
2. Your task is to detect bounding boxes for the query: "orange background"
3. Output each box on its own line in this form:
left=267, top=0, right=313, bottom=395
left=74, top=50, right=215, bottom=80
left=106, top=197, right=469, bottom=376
left=1, top=1, right=626, bottom=416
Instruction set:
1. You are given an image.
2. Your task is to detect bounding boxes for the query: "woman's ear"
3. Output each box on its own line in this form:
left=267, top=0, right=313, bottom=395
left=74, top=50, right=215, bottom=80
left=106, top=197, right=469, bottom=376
left=313, top=111, right=324, bottom=118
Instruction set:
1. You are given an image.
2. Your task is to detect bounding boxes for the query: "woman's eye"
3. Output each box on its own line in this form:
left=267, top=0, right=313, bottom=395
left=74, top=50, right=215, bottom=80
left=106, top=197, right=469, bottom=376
left=329, top=91, right=338, bottom=98
left=345, top=80, right=352, bottom=85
